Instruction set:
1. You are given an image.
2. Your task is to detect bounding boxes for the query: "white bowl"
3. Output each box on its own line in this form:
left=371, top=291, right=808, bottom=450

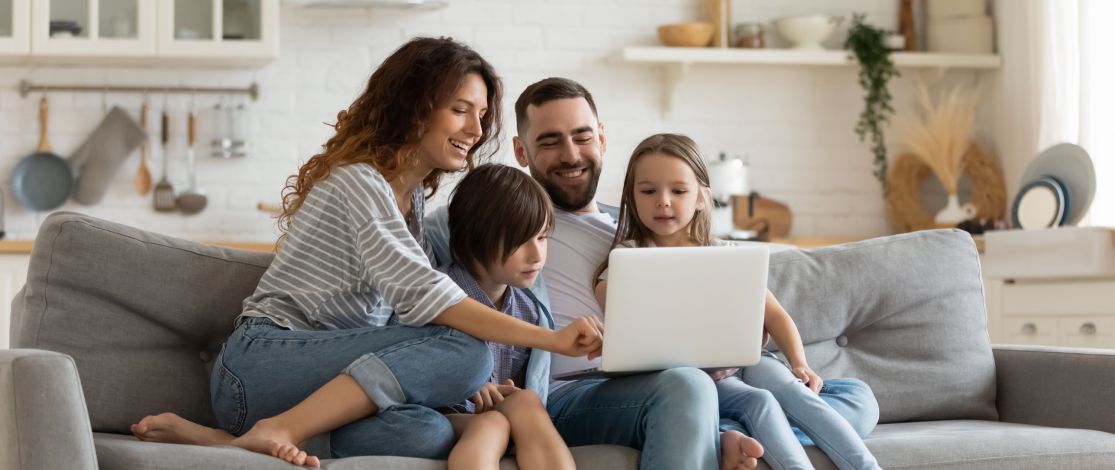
left=775, top=14, right=841, bottom=50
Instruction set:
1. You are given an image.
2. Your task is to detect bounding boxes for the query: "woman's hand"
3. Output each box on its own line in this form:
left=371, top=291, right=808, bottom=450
left=791, top=366, right=823, bottom=393
left=550, top=316, right=604, bottom=359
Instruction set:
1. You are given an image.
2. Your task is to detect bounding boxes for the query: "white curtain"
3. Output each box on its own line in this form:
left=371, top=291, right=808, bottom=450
left=994, top=0, right=1112, bottom=226
left=1080, top=0, right=1114, bottom=226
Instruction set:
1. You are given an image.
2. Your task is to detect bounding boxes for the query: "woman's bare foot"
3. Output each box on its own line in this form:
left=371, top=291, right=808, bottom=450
left=131, top=412, right=235, bottom=446
left=229, top=418, right=321, bottom=468
left=721, top=430, right=763, bottom=470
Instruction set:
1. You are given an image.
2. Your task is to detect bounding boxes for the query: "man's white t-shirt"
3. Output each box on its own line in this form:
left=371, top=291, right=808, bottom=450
left=545, top=209, right=617, bottom=376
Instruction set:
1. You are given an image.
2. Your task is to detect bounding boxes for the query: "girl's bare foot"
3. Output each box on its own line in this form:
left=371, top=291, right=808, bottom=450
left=229, top=418, right=321, bottom=468
left=721, top=430, right=763, bottom=470
left=131, top=412, right=235, bottom=446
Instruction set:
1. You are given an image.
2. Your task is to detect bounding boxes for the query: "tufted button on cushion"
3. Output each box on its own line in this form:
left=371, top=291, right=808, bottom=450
left=836, top=335, right=849, bottom=347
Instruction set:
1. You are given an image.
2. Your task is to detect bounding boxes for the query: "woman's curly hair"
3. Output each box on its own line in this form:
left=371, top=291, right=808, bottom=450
left=278, top=37, right=503, bottom=234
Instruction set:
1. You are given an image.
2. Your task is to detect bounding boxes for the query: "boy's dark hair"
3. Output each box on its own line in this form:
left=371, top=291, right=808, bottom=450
left=514, top=77, right=598, bottom=136
left=449, top=164, right=554, bottom=278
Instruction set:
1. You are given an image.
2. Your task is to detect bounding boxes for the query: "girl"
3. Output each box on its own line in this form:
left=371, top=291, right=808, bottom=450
left=133, top=164, right=575, bottom=470
left=130, top=37, right=603, bottom=467
left=592, top=133, right=881, bottom=470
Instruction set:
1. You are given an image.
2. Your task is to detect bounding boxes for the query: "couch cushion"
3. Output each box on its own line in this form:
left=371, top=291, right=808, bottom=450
left=11, top=212, right=274, bottom=434
left=93, top=433, right=640, bottom=469
left=767, top=229, right=997, bottom=422
left=862, top=420, right=1115, bottom=470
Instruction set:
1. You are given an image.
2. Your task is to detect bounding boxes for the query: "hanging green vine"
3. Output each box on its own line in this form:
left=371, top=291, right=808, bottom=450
left=845, top=14, right=899, bottom=190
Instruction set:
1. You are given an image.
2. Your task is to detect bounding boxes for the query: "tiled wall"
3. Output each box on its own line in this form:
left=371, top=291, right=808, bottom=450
left=0, top=0, right=997, bottom=242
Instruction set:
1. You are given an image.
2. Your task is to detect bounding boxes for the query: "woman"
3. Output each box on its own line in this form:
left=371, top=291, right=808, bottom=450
left=193, top=37, right=602, bottom=466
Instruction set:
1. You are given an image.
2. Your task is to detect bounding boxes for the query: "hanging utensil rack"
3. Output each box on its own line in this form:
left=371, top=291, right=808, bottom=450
left=18, top=80, right=259, bottom=101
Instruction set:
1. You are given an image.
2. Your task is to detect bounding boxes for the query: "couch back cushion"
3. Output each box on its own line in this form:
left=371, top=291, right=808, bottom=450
left=10, top=212, right=274, bottom=434
left=768, top=229, right=997, bottom=423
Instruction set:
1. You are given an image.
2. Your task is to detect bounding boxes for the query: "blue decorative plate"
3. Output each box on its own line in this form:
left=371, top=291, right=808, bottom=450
left=1010, top=176, right=1067, bottom=229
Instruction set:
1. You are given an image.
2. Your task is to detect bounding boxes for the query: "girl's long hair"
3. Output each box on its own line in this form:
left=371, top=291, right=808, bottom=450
left=592, top=133, right=713, bottom=284
left=278, top=37, right=503, bottom=234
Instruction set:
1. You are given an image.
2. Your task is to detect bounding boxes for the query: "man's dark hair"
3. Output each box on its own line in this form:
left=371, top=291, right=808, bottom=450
left=514, top=77, right=598, bottom=136
left=449, top=164, right=554, bottom=278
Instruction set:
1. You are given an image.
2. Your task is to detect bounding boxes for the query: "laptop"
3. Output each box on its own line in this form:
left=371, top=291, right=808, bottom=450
left=552, top=245, right=769, bottom=380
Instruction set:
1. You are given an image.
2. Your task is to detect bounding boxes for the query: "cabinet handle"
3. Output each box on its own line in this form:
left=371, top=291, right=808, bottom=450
left=1079, top=322, right=1097, bottom=335
left=1021, top=323, right=1037, bottom=335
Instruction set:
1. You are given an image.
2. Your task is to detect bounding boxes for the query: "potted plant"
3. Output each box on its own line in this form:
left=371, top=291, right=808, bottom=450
left=845, top=14, right=900, bottom=190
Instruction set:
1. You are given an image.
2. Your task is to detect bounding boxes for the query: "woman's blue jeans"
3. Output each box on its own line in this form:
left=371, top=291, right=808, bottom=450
left=210, top=317, right=492, bottom=459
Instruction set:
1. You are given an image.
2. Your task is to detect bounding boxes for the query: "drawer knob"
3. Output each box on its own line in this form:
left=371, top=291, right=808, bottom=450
left=1021, top=323, right=1037, bottom=334
left=1079, top=322, right=1097, bottom=335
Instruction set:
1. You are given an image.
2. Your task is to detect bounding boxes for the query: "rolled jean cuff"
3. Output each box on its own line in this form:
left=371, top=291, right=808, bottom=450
left=719, top=417, right=745, bottom=434
left=344, top=352, right=406, bottom=409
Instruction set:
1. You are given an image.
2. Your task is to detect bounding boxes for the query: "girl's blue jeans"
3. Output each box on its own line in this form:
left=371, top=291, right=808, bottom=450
left=718, top=355, right=882, bottom=470
left=210, top=317, right=492, bottom=459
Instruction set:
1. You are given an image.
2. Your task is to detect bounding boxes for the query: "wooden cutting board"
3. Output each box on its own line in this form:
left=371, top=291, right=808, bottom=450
left=732, top=193, right=793, bottom=240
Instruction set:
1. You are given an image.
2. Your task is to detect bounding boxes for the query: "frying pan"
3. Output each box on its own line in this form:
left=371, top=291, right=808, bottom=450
left=11, top=96, right=74, bottom=211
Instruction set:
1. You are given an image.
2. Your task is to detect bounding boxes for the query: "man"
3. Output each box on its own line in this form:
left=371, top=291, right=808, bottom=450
left=509, top=77, right=880, bottom=467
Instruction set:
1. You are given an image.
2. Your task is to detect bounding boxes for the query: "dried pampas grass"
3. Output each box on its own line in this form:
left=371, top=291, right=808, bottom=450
left=894, top=77, right=981, bottom=195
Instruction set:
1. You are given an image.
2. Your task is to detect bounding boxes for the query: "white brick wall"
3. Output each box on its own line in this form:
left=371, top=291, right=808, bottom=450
left=0, top=0, right=998, bottom=242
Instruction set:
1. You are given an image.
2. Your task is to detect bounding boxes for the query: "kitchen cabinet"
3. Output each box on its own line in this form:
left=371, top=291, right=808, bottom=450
left=31, top=0, right=156, bottom=57
left=0, top=0, right=30, bottom=56
left=3, top=0, right=276, bottom=65
left=156, top=0, right=278, bottom=64
left=0, top=253, right=30, bottom=350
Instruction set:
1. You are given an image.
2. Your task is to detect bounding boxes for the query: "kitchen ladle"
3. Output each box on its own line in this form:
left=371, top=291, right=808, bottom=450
left=176, top=109, right=207, bottom=215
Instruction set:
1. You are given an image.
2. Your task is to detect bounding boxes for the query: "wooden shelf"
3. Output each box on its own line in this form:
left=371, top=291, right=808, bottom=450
left=618, top=47, right=1002, bottom=116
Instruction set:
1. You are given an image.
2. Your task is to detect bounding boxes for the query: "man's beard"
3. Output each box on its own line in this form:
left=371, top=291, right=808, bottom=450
left=528, top=162, right=601, bottom=212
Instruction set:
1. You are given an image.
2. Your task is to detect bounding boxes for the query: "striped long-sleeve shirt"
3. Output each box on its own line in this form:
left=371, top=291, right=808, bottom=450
left=240, top=163, right=466, bottom=330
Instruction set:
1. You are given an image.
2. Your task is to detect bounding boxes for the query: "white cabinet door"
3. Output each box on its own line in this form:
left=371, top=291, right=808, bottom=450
left=0, top=0, right=30, bottom=56
left=30, top=0, right=156, bottom=57
left=156, top=0, right=277, bottom=63
left=0, top=254, right=30, bottom=350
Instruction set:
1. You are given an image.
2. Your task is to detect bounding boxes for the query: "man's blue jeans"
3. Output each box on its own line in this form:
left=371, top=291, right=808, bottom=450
left=210, top=317, right=492, bottom=459
left=547, top=367, right=722, bottom=470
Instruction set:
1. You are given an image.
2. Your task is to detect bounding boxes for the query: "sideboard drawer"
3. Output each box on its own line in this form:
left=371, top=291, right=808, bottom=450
left=1001, top=279, right=1115, bottom=316
left=1002, top=317, right=1058, bottom=346
left=1059, top=317, right=1115, bottom=349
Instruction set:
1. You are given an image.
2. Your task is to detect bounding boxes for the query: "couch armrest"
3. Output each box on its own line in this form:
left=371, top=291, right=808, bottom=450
left=0, top=349, right=97, bottom=470
left=994, top=345, right=1115, bottom=434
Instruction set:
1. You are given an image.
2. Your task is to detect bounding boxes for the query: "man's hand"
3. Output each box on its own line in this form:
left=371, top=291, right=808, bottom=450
left=550, top=316, right=604, bottom=359
left=791, top=366, right=823, bottom=393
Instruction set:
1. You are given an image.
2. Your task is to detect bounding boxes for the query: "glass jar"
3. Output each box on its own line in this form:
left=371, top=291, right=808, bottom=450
left=734, top=23, right=765, bottom=48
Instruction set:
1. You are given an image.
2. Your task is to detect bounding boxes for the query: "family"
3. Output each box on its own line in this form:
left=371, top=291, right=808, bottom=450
left=129, top=37, right=882, bottom=470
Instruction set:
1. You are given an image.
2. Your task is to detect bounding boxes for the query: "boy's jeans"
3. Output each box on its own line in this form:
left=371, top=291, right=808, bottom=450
left=547, top=367, right=722, bottom=470
left=211, top=317, right=492, bottom=459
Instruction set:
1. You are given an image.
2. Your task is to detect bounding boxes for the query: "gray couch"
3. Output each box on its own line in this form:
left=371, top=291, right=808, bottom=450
left=4, top=212, right=1115, bottom=470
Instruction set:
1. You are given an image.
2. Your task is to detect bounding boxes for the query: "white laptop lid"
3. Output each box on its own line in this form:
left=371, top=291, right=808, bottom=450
left=598, top=245, right=769, bottom=372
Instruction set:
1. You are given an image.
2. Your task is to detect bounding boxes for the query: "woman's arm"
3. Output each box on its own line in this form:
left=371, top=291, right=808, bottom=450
left=432, top=297, right=603, bottom=359
left=762, top=290, right=823, bottom=392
